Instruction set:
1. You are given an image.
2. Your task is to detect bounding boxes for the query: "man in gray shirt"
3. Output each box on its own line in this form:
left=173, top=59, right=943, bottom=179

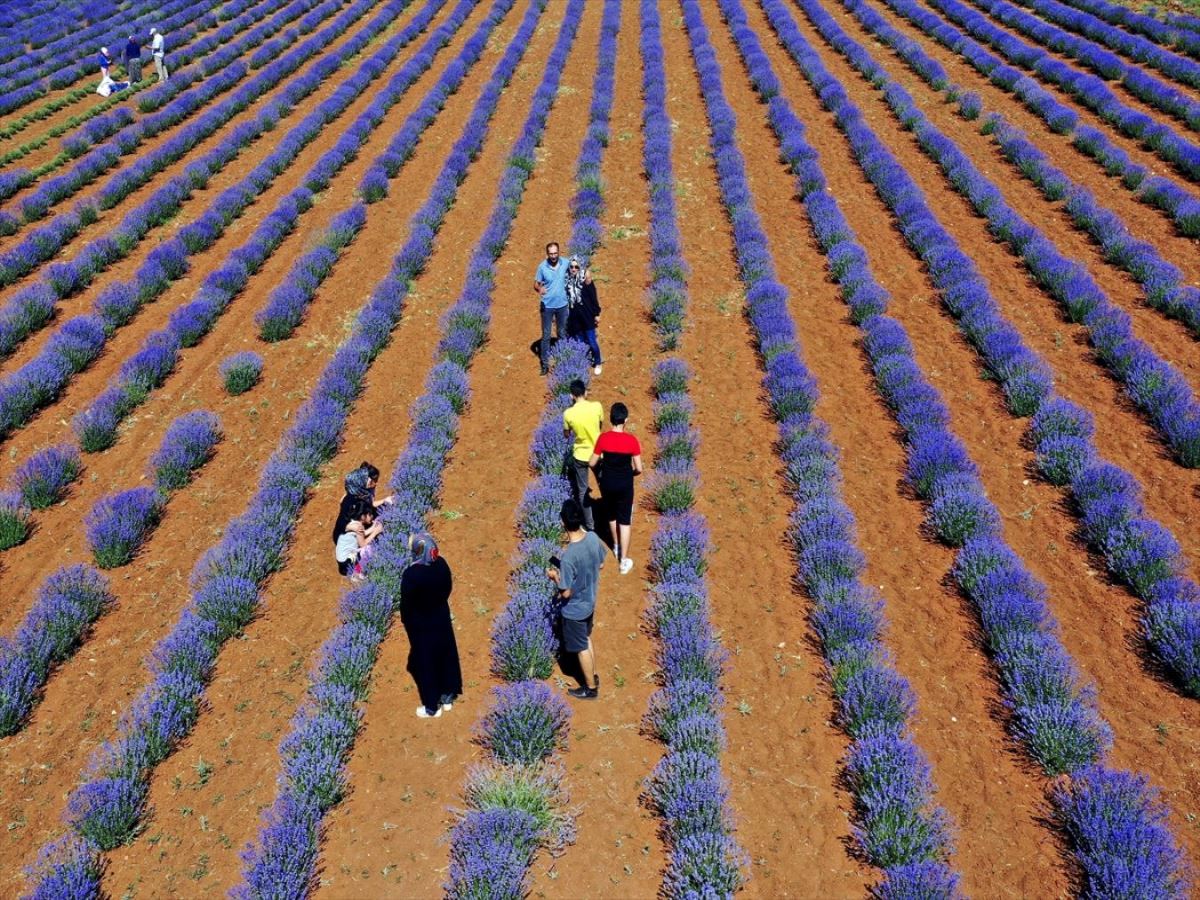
left=547, top=500, right=606, bottom=699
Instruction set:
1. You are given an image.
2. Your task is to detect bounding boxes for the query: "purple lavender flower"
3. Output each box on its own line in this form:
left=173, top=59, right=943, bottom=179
left=477, top=681, right=571, bottom=766
left=446, top=808, right=540, bottom=900
left=1053, top=766, right=1188, bottom=898
left=151, top=411, right=222, bottom=492
left=11, top=444, right=82, bottom=509
left=220, top=351, right=264, bottom=395
left=23, top=833, right=102, bottom=900
left=85, top=487, right=164, bottom=569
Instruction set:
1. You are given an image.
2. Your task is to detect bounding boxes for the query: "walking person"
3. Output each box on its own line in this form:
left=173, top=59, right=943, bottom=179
left=150, top=27, right=168, bottom=81
left=589, top=403, right=643, bottom=575
left=400, top=532, right=462, bottom=719
left=123, top=34, right=141, bottom=83
left=562, top=378, right=603, bottom=531
left=547, top=501, right=606, bottom=699
left=534, top=241, right=569, bottom=375
left=565, top=256, right=602, bottom=376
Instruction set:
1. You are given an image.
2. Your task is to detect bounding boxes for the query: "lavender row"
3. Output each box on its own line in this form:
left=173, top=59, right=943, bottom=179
left=763, top=0, right=1188, bottom=893
left=809, top=0, right=1200, bottom=700
left=828, top=0, right=1200, bottom=319
left=838, top=0, right=1200, bottom=245
left=684, top=2, right=959, bottom=893
left=69, top=0, right=485, bottom=452
left=637, top=4, right=750, bottom=894
left=0, top=411, right=217, bottom=736
left=1049, top=0, right=1200, bottom=59
left=0, top=566, right=113, bottom=736
left=237, top=1, right=570, bottom=891
left=812, top=4, right=1200, bottom=467
left=0, top=0, right=417, bottom=441
left=916, top=0, right=1200, bottom=181
left=0, top=86, right=118, bottom=169
left=871, top=0, right=1200, bottom=239
left=985, top=116, right=1200, bottom=332
left=85, top=411, right=221, bottom=569
left=0, top=441, right=85, bottom=546
left=0, top=0, right=206, bottom=112
left=256, top=205, right=366, bottom=341
left=0, top=0, right=352, bottom=243
left=994, top=0, right=1200, bottom=92
left=448, top=4, right=601, bottom=895
left=20, top=0, right=541, bottom=875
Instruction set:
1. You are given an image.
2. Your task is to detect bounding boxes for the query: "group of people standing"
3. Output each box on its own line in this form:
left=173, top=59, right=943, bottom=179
left=311, top=241, right=640, bottom=716
left=534, top=242, right=603, bottom=377
left=97, top=27, right=167, bottom=95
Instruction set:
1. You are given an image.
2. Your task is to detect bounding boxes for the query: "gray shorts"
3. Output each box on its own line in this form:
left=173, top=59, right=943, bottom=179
left=561, top=614, right=593, bottom=653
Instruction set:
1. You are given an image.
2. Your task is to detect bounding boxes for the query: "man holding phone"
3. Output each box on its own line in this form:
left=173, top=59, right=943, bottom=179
left=547, top=500, right=606, bottom=699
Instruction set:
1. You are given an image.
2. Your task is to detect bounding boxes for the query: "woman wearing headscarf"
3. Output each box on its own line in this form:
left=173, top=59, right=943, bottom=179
left=565, top=256, right=603, bottom=376
left=332, top=462, right=394, bottom=567
left=400, top=532, right=462, bottom=719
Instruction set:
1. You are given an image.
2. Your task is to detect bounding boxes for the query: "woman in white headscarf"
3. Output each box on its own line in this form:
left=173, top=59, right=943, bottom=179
left=565, top=256, right=603, bottom=375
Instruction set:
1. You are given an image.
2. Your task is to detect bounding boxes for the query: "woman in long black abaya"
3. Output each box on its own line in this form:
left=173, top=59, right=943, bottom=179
left=400, top=531, right=462, bottom=719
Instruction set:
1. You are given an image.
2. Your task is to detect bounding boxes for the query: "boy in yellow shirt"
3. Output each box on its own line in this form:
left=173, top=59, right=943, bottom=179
left=562, top=379, right=603, bottom=531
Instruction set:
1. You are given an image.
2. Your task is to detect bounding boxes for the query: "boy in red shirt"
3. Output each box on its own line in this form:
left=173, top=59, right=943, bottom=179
left=589, top=403, right=642, bottom=575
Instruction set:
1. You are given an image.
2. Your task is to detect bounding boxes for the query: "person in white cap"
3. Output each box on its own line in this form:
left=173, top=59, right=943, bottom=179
left=150, top=27, right=168, bottom=81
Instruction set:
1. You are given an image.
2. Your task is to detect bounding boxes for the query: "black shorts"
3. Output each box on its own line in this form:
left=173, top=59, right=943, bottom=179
left=600, top=482, right=634, bottom=526
left=561, top=614, right=593, bottom=653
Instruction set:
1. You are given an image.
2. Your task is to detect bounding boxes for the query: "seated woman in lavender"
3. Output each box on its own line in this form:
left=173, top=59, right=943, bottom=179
left=334, top=499, right=382, bottom=581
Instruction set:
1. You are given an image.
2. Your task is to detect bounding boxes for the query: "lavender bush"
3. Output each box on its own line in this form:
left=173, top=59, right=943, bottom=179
left=10, top=443, right=81, bottom=508
left=85, top=486, right=164, bottom=569
left=0, top=490, right=31, bottom=549
left=150, top=411, right=222, bottom=492
left=220, top=351, right=264, bottom=395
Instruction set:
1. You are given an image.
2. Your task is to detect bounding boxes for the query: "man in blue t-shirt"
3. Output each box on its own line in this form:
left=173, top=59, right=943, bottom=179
left=547, top=500, right=606, bottom=699
left=534, top=241, right=569, bottom=375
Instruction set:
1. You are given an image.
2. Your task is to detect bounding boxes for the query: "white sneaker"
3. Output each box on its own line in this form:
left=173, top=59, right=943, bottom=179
left=416, top=705, right=442, bottom=719
left=593, top=365, right=602, bottom=375
left=619, top=557, right=634, bottom=575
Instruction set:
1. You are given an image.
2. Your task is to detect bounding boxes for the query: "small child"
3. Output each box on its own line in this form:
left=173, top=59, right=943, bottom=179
left=335, top=499, right=381, bottom=581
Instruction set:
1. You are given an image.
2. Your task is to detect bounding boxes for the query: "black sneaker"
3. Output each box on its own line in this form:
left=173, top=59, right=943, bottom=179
left=567, top=682, right=598, bottom=699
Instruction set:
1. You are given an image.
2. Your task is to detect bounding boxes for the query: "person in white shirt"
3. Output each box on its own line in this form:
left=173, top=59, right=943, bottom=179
left=150, top=27, right=168, bottom=81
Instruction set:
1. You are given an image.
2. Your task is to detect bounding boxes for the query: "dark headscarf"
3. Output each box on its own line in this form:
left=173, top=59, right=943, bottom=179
left=407, top=532, right=439, bottom=565
left=344, top=466, right=371, bottom=501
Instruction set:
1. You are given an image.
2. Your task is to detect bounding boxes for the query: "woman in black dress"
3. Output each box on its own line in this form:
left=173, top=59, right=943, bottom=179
left=400, top=531, right=462, bottom=719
